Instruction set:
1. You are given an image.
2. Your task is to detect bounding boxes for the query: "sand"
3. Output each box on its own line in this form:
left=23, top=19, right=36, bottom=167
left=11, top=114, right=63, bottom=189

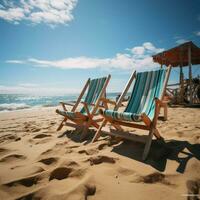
left=0, top=105, right=200, bottom=200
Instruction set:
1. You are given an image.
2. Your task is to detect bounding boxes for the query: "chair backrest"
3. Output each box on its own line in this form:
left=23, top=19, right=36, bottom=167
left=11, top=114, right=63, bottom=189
left=80, top=77, right=107, bottom=114
left=125, top=69, right=167, bottom=120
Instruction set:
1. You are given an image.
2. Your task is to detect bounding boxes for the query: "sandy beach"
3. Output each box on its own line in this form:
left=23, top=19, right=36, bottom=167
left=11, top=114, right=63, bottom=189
left=0, top=105, right=200, bottom=200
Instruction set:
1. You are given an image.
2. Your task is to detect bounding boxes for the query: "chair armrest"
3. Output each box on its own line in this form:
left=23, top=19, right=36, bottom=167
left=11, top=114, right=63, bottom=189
left=155, top=98, right=168, bottom=107
left=60, top=101, right=75, bottom=107
left=60, top=101, right=75, bottom=111
left=81, top=101, right=95, bottom=106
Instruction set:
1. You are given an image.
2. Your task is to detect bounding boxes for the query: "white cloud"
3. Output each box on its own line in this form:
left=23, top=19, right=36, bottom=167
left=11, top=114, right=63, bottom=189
left=6, top=60, right=25, bottom=64
left=18, top=83, right=39, bottom=87
left=6, top=42, right=164, bottom=71
left=195, top=31, right=200, bottom=36
left=175, top=39, right=189, bottom=44
left=130, top=46, right=145, bottom=55
left=0, top=0, right=77, bottom=26
left=0, top=84, right=79, bottom=95
left=128, top=42, right=164, bottom=58
left=143, top=42, right=163, bottom=53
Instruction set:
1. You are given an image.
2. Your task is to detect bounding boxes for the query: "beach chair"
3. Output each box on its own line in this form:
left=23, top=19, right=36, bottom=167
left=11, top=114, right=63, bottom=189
left=56, top=75, right=111, bottom=140
left=92, top=66, right=171, bottom=160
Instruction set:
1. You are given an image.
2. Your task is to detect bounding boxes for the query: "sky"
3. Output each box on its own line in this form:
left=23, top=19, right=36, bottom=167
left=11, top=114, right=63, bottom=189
left=0, top=0, right=200, bottom=95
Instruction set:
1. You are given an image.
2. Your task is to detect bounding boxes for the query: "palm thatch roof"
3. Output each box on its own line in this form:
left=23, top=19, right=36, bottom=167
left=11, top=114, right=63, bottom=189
left=152, top=41, right=200, bottom=67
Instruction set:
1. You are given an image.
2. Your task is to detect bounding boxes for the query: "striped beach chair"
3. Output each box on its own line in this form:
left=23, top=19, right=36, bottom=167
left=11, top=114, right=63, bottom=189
left=92, top=66, right=171, bottom=160
left=56, top=75, right=111, bottom=140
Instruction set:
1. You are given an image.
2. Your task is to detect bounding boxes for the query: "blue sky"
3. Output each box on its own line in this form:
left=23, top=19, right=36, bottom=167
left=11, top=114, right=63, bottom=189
left=0, top=0, right=200, bottom=95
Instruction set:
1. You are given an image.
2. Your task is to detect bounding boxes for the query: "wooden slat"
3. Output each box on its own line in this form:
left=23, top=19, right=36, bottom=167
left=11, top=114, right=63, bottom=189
left=81, top=102, right=91, bottom=116
left=161, top=65, right=172, bottom=100
left=60, top=102, right=75, bottom=107
left=167, top=83, right=180, bottom=87
left=92, top=119, right=108, bottom=142
left=64, top=122, right=82, bottom=129
left=91, top=74, right=111, bottom=115
left=71, top=78, right=90, bottom=112
left=114, top=71, right=136, bottom=111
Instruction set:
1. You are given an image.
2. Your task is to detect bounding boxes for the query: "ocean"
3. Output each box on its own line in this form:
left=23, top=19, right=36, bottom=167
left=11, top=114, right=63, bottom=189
left=0, top=93, right=120, bottom=112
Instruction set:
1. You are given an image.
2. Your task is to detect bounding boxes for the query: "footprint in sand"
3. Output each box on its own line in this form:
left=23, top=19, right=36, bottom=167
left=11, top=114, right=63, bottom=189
left=33, top=134, right=51, bottom=139
left=0, top=134, right=21, bottom=143
left=40, top=145, right=69, bottom=157
left=10, top=165, right=44, bottom=176
left=132, top=172, right=174, bottom=186
left=78, top=148, right=98, bottom=156
left=49, top=166, right=87, bottom=181
left=0, top=147, right=10, bottom=156
left=86, top=155, right=116, bottom=165
left=17, top=192, right=36, bottom=200
left=31, top=127, right=41, bottom=133
left=38, top=157, right=58, bottom=165
left=50, top=121, right=56, bottom=125
left=60, top=159, right=79, bottom=167
left=186, top=179, right=200, bottom=199
left=15, top=173, right=95, bottom=200
left=97, top=142, right=109, bottom=150
left=55, top=141, right=68, bottom=146
left=49, top=167, right=73, bottom=181
left=68, top=145, right=80, bottom=149
left=4, top=174, right=42, bottom=187
left=117, top=166, right=136, bottom=176
left=85, top=184, right=96, bottom=199
left=24, top=122, right=42, bottom=133
left=40, top=148, right=53, bottom=156
left=0, top=154, right=26, bottom=163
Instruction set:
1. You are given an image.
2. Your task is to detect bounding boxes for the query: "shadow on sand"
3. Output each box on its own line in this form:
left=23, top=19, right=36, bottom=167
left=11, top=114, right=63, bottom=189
left=112, top=138, right=200, bottom=173
left=58, top=129, right=200, bottom=173
left=58, top=129, right=98, bottom=145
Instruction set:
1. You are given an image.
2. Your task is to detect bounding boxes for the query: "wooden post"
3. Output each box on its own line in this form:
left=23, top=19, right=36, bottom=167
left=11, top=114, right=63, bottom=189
left=179, top=66, right=183, bottom=103
left=188, top=44, right=193, bottom=104
left=179, top=47, right=184, bottom=103
left=160, top=55, right=163, bottom=68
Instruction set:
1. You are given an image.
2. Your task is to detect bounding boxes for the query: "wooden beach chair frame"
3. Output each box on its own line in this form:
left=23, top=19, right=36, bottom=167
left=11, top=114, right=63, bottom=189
left=92, top=66, right=171, bottom=160
left=56, top=75, right=111, bottom=140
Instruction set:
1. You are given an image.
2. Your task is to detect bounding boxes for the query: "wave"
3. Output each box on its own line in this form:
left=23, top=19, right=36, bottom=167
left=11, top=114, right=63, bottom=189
left=16, top=96, right=42, bottom=101
left=0, top=103, right=31, bottom=111
left=41, top=104, right=56, bottom=108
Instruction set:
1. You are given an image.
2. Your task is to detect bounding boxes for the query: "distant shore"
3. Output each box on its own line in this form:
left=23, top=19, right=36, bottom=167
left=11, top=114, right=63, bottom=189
left=0, top=93, right=121, bottom=112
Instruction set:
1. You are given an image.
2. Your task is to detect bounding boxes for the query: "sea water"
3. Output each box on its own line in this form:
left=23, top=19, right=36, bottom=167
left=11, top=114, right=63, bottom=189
left=0, top=93, right=120, bottom=112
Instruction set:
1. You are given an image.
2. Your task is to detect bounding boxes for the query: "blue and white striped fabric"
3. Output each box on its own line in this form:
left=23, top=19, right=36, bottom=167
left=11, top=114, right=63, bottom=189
left=103, top=69, right=166, bottom=122
left=56, top=110, right=76, bottom=118
left=56, top=77, right=107, bottom=118
left=80, top=77, right=107, bottom=114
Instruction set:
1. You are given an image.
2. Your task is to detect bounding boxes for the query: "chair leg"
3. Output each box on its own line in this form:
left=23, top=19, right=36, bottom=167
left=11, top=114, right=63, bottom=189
left=163, top=104, right=168, bottom=121
left=57, top=118, right=67, bottom=131
left=154, top=128, right=162, bottom=139
left=92, top=119, right=107, bottom=142
left=142, top=128, right=154, bottom=160
left=80, top=124, right=89, bottom=141
left=91, top=120, right=99, bottom=129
